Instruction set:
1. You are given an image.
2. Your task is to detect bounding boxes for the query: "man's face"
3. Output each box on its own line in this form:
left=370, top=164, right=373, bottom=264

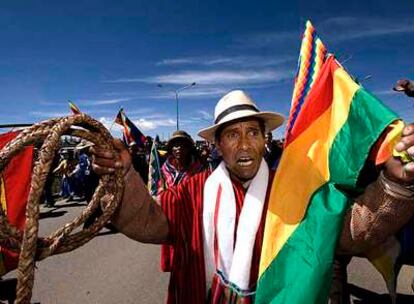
left=216, top=119, right=265, bottom=182
left=171, top=139, right=191, bottom=161
left=265, top=132, right=273, bottom=145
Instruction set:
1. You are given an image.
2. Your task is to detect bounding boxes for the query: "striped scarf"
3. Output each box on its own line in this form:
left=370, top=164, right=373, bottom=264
left=203, top=159, right=269, bottom=303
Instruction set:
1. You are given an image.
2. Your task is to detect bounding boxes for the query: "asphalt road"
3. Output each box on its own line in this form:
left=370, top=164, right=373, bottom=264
left=4, top=198, right=414, bottom=304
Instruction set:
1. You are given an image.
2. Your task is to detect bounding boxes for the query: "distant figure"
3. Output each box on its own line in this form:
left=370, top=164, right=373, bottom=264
left=264, top=132, right=283, bottom=169
left=159, top=130, right=203, bottom=192
left=71, top=143, right=91, bottom=199
left=394, top=79, right=414, bottom=97
left=53, top=150, right=77, bottom=201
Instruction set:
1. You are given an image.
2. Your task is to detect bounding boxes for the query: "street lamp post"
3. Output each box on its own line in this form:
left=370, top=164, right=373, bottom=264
left=158, top=82, right=196, bottom=130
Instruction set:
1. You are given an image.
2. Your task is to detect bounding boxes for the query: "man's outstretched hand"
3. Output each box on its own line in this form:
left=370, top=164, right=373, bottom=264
left=90, top=139, right=132, bottom=177
left=385, top=123, right=414, bottom=184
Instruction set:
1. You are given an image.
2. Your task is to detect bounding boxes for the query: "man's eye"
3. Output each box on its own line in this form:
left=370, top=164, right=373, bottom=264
left=249, top=130, right=259, bottom=137
left=227, top=132, right=238, bottom=140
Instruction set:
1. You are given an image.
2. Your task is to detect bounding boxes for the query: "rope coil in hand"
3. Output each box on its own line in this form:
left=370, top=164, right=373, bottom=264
left=0, top=114, right=124, bottom=304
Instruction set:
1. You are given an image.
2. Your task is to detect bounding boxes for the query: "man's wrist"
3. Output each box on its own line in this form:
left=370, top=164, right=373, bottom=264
left=379, top=170, right=414, bottom=199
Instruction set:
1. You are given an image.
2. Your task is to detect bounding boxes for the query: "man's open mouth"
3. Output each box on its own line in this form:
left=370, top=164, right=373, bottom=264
left=237, top=157, right=254, bottom=167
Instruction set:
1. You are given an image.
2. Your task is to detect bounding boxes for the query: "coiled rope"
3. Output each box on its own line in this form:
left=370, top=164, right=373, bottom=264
left=0, top=114, right=124, bottom=304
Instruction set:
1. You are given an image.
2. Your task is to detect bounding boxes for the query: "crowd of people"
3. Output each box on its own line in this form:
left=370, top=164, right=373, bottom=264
left=44, top=130, right=284, bottom=206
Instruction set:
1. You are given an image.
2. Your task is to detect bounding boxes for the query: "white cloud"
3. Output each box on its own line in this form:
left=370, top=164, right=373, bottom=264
left=99, top=117, right=123, bottom=137
left=156, top=55, right=295, bottom=68
left=39, top=101, right=64, bottom=106
left=372, top=89, right=398, bottom=96
left=134, top=118, right=176, bottom=131
left=156, top=58, right=197, bottom=66
left=78, top=98, right=130, bottom=105
left=320, top=17, right=414, bottom=41
left=197, top=110, right=213, bottom=120
left=30, top=111, right=69, bottom=118
left=230, top=17, right=414, bottom=49
left=99, top=114, right=176, bottom=132
left=151, top=87, right=228, bottom=99
left=140, top=69, right=291, bottom=86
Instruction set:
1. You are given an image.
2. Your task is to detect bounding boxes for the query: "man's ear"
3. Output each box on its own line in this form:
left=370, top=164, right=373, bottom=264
left=215, top=141, right=223, bottom=156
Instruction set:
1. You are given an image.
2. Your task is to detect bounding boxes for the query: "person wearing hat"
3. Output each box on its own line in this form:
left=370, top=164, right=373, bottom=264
left=159, top=130, right=204, bottom=273
left=91, top=90, right=414, bottom=303
left=161, top=130, right=203, bottom=192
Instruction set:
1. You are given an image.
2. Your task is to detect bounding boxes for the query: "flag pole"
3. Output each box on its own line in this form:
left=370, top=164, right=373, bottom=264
left=109, top=106, right=123, bottom=133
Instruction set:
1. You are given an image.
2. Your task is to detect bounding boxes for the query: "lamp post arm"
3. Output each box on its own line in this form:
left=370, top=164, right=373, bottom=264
left=175, top=90, right=179, bottom=130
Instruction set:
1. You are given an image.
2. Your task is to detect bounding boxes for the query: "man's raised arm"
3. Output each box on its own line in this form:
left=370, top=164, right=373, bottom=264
left=338, top=123, right=414, bottom=254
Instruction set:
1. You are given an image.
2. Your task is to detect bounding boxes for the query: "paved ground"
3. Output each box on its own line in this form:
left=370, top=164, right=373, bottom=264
left=3, top=198, right=414, bottom=303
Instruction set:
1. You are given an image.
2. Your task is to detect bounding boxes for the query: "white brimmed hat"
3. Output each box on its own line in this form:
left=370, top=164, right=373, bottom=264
left=198, top=90, right=285, bottom=142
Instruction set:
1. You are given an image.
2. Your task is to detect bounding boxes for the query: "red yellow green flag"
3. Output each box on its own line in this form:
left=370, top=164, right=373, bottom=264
left=256, top=23, right=399, bottom=303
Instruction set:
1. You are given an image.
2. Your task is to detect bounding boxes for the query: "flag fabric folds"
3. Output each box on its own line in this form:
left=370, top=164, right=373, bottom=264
left=115, top=109, right=147, bottom=148
left=0, top=131, right=34, bottom=275
left=147, top=136, right=166, bottom=197
left=68, top=100, right=82, bottom=115
left=256, top=21, right=399, bottom=303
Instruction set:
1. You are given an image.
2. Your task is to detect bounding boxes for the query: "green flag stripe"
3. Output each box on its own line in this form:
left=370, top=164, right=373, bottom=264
left=329, top=88, right=398, bottom=187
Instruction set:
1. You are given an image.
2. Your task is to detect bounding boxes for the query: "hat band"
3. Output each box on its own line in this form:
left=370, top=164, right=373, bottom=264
left=214, top=104, right=259, bottom=124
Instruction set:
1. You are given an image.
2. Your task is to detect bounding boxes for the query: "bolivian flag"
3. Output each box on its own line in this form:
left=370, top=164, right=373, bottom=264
left=256, top=23, right=399, bottom=303
left=0, top=131, right=33, bottom=275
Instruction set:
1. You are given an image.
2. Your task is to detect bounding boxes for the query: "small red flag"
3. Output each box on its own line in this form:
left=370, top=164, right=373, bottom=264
left=0, top=131, right=34, bottom=275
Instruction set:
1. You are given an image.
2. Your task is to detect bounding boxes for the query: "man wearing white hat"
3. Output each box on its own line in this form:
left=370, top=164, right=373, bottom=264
left=91, top=90, right=414, bottom=303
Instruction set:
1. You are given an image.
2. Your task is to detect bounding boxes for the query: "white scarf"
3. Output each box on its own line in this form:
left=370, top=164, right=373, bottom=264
left=202, top=159, right=269, bottom=291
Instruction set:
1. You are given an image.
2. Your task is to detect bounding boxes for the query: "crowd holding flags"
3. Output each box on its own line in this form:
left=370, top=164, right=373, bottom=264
left=115, top=108, right=147, bottom=148
left=256, top=21, right=402, bottom=303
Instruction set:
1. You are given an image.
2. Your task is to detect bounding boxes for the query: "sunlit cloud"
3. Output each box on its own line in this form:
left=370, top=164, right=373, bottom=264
left=78, top=98, right=131, bottom=105
left=99, top=115, right=176, bottom=132
left=156, top=55, right=295, bottom=68
left=372, top=89, right=398, bottom=96
left=320, top=17, right=414, bottom=41
left=134, top=118, right=176, bottom=130
left=39, top=98, right=131, bottom=107
left=30, top=111, right=69, bottom=118
left=197, top=110, right=213, bottom=120
left=232, top=17, right=414, bottom=50
left=109, top=69, right=291, bottom=86
left=156, top=58, right=196, bottom=66
left=151, top=87, right=228, bottom=99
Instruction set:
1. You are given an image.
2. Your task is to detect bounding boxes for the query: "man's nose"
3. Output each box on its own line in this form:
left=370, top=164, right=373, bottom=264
left=238, top=134, right=249, bottom=150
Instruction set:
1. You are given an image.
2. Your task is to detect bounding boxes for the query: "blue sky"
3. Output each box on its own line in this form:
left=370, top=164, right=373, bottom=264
left=1, top=0, right=413, bottom=140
